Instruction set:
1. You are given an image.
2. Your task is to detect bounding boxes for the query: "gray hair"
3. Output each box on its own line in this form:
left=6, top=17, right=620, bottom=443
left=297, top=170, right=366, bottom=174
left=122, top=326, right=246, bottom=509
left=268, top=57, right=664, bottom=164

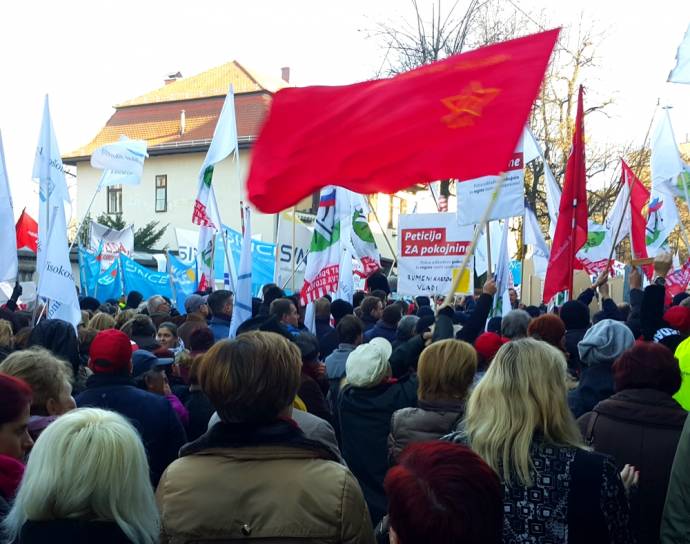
left=397, top=315, right=420, bottom=342
left=501, top=309, right=532, bottom=340
left=147, top=295, right=167, bottom=315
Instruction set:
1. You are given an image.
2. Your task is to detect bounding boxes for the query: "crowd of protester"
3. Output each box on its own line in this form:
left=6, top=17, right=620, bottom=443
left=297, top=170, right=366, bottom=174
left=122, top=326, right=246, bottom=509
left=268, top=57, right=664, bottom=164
left=0, top=252, right=689, bottom=542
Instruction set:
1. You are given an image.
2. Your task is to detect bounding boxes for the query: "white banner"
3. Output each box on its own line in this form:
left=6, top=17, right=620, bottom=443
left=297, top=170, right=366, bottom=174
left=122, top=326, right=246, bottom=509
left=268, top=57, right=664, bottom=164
left=275, top=211, right=312, bottom=291
left=457, top=140, right=524, bottom=226
left=91, top=137, right=148, bottom=186
left=89, top=221, right=134, bottom=271
left=398, top=213, right=474, bottom=296
left=0, top=131, right=17, bottom=281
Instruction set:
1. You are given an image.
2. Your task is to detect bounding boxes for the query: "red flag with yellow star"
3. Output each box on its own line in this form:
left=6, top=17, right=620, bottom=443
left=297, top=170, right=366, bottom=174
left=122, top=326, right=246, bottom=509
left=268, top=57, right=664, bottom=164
left=246, top=28, right=560, bottom=213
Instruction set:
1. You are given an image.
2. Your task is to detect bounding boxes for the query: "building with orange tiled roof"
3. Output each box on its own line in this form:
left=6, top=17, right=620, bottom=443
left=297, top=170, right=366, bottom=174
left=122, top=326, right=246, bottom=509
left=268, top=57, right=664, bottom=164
left=64, top=60, right=298, bottom=254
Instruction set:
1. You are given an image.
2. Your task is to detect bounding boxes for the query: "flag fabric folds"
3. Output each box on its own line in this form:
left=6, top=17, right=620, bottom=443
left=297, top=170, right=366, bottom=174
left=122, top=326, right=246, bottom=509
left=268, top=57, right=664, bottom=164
left=524, top=206, right=549, bottom=280
left=543, top=85, right=588, bottom=303
left=120, top=254, right=172, bottom=300
left=669, top=23, right=690, bottom=84
left=246, top=29, right=560, bottom=213
left=168, top=253, right=198, bottom=314
left=301, top=187, right=342, bottom=305
left=491, top=220, right=511, bottom=317
left=90, top=137, right=148, bottom=186
left=229, top=207, right=253, bottom=338
left=16, top=209, right=38, bottom=253
left=0, top=131, right=17, bottom=281
left=667, top=259, right=690, bottom=297
left=621, top=160, right=651, bottom=264
left=646, top=109, right=683, bottom=256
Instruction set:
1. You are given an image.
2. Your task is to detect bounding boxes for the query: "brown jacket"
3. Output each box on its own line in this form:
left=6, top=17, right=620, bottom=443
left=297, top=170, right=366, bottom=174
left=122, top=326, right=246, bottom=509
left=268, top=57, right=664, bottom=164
left=156, top=419, right=375, bottom=544
left=387, top=399, right=464, bottom=464
left=578, top=388, right=687, bottom=544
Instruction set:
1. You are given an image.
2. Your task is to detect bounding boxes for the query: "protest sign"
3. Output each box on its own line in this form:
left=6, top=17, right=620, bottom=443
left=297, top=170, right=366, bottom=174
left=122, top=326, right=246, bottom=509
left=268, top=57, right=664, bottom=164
left=398, top=213, right=474, bottom=296
left=90, top=221, right=134, bottom=271
left=456, top=138, right=525, bottom=226
left=274, top=211, right=312, bottom=291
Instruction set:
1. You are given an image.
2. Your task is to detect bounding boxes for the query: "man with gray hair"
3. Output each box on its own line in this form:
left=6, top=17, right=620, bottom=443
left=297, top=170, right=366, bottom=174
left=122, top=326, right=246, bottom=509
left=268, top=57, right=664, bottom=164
left=394, top=315, right=419, bottom=348
left=147, top=295, right=170, bottom=316
left=501, top=309, right=532, bottom=340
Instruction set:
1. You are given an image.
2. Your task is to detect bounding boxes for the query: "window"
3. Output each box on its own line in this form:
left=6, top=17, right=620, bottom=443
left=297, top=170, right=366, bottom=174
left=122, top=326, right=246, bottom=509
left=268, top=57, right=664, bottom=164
left=155, top=175, right=167, bottom=212
left=107, top=185, right=122, bottom=214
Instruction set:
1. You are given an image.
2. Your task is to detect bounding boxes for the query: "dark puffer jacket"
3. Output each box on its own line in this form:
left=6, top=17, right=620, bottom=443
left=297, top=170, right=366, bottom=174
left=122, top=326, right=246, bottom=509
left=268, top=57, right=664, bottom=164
left=578, top=388, right=687, bottom=544
left=387, top=399, right=464, bottom=464
left=17, top=519, right=133, bottom=543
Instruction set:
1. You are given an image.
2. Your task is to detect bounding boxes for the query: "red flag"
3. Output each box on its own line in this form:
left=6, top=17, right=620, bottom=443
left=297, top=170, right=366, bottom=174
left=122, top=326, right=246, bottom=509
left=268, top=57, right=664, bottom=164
left=621, top=159, right=653, bottom=278
left=15, top=209, right=38, bottom=253
left=543, top=85, right=588, bottom=302
left=246, top=29, right=560, bottom=213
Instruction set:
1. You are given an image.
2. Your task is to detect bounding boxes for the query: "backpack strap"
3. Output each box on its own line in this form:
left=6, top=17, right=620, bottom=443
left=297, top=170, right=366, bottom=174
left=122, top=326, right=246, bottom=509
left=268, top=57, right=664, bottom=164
left=584, top=411, right=600, bottom=446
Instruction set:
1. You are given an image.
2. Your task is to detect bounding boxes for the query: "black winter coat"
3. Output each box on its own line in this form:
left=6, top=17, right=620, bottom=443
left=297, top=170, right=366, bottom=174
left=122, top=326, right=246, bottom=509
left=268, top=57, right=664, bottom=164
left=76, top=374, right=187, bottom=486
left=338, top=375, right=418, bottom=526
left=17, top=519, right=133, bottom=543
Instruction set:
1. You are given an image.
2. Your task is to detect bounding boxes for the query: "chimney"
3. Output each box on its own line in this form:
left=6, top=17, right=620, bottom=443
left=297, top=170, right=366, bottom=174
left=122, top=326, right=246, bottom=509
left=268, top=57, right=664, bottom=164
left=281, top=66, right=290, bottom=83
left=179, top=110, right=186, bottom=136
left=165, top=71, right=183, bottom=85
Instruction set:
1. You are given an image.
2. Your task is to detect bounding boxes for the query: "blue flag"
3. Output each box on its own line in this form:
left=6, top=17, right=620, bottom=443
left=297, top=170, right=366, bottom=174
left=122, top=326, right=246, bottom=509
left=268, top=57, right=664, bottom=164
left=168, top=253, right=198, bottom=314
left=78, top=246, right=101, bottom=297
left=120, top=254, right=172, bottom=300
left=214, top=225, right=275, bottom=296
left=95, top=258, right=123, bottom=302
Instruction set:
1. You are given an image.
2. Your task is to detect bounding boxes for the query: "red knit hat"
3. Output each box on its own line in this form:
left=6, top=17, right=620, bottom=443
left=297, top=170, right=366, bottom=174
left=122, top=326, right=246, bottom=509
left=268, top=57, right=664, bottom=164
left=474, top=332, right=508, bottom=363
left=664, top=306, right=690, bottom=334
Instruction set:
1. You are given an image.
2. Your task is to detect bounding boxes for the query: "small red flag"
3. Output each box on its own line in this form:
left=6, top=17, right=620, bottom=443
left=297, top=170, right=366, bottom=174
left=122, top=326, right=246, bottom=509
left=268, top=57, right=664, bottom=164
left=543, top=85, right=588, bottom=303
left=15, top=209, right=38, bottom=253
left=246, top=29, right=560, bottom=213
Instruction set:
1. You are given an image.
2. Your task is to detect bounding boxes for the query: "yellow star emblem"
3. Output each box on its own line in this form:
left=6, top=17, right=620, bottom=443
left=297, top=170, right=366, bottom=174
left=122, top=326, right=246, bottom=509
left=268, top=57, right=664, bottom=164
left=441, top=81, right=501, bottom=128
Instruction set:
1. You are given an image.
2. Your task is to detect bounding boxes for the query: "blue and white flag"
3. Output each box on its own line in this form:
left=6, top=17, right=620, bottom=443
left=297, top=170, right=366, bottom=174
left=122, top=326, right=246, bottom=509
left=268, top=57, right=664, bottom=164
left=120, top=254, right=172, bottom=300
left=0, top=131, right=17, bottom=281
left=214, top=225, right=275, bottom=296
left=168, top=253, right=198, bottom=314
left=94, top=258, right=123, bottom=302
left=491, top=220, right=512, bottom=318
left=91, top=137, right=148, bottom=186
left=32, top=95, right=71, bottom=276
left=78, top=246, right=101, bottom=297
left=229, top=207, right=253, bottom=338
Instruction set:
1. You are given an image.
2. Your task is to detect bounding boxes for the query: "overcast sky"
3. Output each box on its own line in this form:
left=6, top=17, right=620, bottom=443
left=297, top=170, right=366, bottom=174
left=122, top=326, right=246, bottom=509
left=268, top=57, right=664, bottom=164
left=1, top=0, right=689, bottom=219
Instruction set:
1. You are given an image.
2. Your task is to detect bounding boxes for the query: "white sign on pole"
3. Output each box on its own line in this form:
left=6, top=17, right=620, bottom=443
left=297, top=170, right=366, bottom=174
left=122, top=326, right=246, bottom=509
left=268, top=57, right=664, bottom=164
left=457, top=139, right=525, bottom=226
left=274, top=211, right=312, bottom=290
left=89, top=222, right=134, bottom=271
left=398, top=213, right=474, bottom=296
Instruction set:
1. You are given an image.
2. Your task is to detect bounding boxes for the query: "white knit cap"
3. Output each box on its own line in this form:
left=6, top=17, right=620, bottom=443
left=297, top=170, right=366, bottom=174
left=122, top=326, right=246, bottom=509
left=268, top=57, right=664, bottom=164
left=345, top=337, right=393, bottom=388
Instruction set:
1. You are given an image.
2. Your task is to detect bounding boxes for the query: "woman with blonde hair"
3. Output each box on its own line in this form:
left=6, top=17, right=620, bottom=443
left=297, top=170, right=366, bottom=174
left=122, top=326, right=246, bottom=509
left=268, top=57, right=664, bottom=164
left=3, top=408, right=159, bottom=543
left=388, top=339, right=475, bottom=464
left=87, top=312, right=117, bottom=331
left=0, top=319, right=14, bottom=362
left=447, top=338, right=635, bottom=543
left=0, top=347, right=76, bottom=440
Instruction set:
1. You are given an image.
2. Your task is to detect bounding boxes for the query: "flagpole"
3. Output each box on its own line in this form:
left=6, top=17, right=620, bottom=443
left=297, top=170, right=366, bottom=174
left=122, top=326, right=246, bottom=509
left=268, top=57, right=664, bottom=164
left=366, top=195, right=397, bottom=278
left=428, top=183, right=441, bottom=212
left=69, top=171, right=106, bottom=252
left=442, top=173, right=507, bottom=307
left=281, top=250, right=308, bottom=291
left=291, top=206, right=297, bottom=294
left=486, top=222, right=493, bottom=277
left=520, top=214, right=526, bottom=301
left=605, top=170, right=630, bottom=267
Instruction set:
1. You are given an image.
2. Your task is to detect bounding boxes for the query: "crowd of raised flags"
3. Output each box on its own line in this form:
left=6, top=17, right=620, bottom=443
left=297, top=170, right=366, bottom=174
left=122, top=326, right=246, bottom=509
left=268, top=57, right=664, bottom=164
left=0, top=24, right=686, bottom=337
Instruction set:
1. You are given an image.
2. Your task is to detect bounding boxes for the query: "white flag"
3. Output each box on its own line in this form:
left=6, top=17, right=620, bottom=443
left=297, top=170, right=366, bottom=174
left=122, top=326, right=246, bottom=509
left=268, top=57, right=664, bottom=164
left=669, top=23, right=690, bottom=84
left=229, top=207, right=252, bottom=338
left=192, top=86, right=237, bottom=230
left=90, top=221, right=134, bottom=271
left=492, top=220, right=511, bottom=317
left=522, top=127, right=541, bottom=165
left=32, top=95, right=70, bottom=275
left=646, top=110, right=683, bottom=256
left=37, top=192, right=80, bottom=328
left=91, top=137, right=148, bottom=186
left=0, top=131, right=18, bottom=281
left=474, top=221, right=502, bottom=277
left=524, top=207, right=549, bottom=280
left=523, top=128, right=561, bottom=239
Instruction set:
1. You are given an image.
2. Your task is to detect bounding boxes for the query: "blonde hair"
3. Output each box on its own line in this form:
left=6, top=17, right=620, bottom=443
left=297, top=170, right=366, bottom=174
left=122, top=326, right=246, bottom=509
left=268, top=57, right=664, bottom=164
left=463, top=338, right=584, bottom=486
left=87, top=312, right=116, bottom=331
left=199, top=331, right=301, bottom=423
left=0, top=347, right=73, bottom=416
left=3, top=408, right=159, bottom=543
left=417, top=339, right=477, bottom=402
left=114, top=309, right=136, bottom=330
left=0, top=319, right=13, bottom=350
